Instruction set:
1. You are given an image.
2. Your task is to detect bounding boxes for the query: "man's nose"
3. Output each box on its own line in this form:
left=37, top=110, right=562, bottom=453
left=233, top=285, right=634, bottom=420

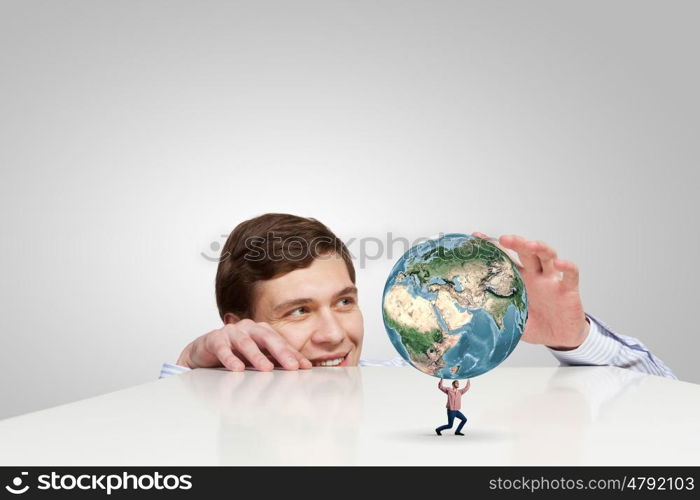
left=310, top=308, right=346, bottom=345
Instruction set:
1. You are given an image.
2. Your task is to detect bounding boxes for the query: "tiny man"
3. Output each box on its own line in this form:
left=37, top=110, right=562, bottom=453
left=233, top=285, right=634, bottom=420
left=436, top=378, right=471, bottom=436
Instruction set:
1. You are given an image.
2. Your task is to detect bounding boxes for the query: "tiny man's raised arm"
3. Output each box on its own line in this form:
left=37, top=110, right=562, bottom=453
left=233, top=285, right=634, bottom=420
left=460, top=379, right=471, bottom=394
left=438, top=378, right=448, bottom=393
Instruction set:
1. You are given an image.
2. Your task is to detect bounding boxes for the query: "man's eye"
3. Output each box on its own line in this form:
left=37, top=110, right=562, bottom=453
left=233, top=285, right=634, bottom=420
left=288, top=307, right=309, bottom=317
left=337, top=297, right=355, bottom=307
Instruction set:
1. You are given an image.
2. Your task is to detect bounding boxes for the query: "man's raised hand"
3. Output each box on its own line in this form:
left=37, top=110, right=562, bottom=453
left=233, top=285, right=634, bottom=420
left=472, top=232, right=590, bottom=350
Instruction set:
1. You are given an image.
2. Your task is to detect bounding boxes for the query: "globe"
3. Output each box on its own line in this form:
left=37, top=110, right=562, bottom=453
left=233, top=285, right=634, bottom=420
left=382, top=233, right=528, bottom=379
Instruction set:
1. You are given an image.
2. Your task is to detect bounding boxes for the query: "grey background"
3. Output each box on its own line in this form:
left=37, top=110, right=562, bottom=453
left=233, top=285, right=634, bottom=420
left=1, top=0, right=697, bottom=421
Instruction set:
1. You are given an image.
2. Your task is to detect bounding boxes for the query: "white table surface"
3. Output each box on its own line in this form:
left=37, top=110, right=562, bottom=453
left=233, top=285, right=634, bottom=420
left=0, top=365, right=698, bottom=466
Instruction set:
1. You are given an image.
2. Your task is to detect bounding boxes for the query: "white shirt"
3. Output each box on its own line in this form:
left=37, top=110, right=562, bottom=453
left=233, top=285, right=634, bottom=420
left=159, top=311, right=677, bottom=380
left=547, top=312, right=676, bottom=379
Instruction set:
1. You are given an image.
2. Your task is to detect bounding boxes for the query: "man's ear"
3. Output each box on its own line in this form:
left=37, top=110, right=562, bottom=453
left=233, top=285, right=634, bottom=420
left=223, top=312, right=242, bottom=325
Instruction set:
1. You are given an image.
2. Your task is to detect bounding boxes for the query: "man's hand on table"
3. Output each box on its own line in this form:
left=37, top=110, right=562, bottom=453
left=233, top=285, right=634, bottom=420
left=472, top=232, right=591, bottom=351
left=175, top=319, right=312, bottom=372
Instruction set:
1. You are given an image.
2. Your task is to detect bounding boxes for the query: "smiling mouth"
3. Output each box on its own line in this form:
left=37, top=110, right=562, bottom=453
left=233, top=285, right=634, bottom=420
left=311, top=352, right=349, bottom=367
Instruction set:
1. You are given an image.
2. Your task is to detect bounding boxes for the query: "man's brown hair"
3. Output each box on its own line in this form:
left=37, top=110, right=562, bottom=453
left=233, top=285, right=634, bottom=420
left=215, top=213, right=356, bottom=321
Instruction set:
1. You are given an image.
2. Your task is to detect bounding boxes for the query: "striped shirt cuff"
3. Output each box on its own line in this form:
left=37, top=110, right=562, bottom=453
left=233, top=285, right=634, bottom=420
left=359, top=356, right=409, bottom=367
left=159, top=362, right=192, bottom=379
left=547, top=313, right=622, bottom=366
left=158, top=357, right=409, bottom=378
left=547, top=312, right=677, bottom=379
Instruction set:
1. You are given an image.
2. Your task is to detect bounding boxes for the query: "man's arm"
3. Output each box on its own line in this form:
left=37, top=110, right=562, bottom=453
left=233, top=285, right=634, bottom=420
left=438, top=379, right=448, bottom=393
left=460, top=379, right=471, bottom=394
left=548, top=312, right=677, bottom=379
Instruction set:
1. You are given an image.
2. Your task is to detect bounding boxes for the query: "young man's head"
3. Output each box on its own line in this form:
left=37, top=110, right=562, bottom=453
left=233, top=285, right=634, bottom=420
left=215, top=213, right=363, bottom=367
left=452, top=380, right=459, bottom=388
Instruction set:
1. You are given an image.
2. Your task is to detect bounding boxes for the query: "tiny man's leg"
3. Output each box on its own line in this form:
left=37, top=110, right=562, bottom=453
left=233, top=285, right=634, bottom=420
left=446, top=411, right=455, bottom=429
left=436, top=410, right=454, bottom=435
left=455, top=412, right=467, bottom=434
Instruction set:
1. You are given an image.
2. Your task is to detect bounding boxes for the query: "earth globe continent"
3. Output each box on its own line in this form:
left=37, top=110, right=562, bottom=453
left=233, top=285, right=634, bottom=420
left=382, top=233, right=528, bottom=379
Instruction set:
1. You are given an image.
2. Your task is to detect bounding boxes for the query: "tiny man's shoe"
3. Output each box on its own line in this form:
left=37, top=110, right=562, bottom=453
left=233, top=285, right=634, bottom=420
left=455, top=432, right=465, bottom=436
left=435, top=429, right=442, bottom=436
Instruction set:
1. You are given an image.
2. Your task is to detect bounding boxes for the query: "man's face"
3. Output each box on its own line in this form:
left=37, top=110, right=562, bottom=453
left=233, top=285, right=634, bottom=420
left=453, top=381, right=459, bottom=388
left=250, top=252, right=364, bottom=367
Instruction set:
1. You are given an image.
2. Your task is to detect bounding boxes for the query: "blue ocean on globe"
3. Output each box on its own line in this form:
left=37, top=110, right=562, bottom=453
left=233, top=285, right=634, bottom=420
left=382, top=233, right=528, bottom=379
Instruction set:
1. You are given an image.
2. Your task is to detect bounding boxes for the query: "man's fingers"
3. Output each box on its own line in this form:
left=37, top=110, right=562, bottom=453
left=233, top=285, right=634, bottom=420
left=532, top=240, right=558, bottom=277
left=475, top=233, right=568, bottom=280
left=554, top=259, right=579, bottom=290
left=293, top=350, right=313, bottom=369
left=249, top=323, right=309, bottom=370
left=230, top=331, right=274, bottom=371
left=214, top=320, right=312, bottom=372
left=260, top=349, right=312, bottom=369
left=202, top=331, right=246, bottom=371
left=499, top=235, right=542, bottom=273
left=213, top=343, right=246, bottom=371
left=471, top=231, right=524, bottom=271
left=472, top=231, right=507, bottom=253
